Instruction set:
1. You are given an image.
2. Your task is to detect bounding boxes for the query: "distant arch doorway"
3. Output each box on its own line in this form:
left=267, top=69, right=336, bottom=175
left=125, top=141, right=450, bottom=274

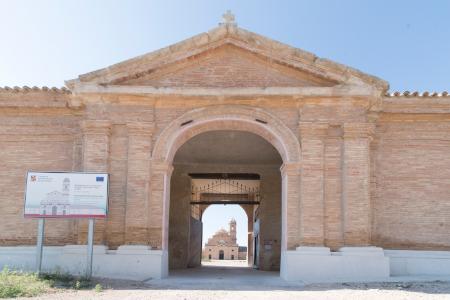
left=200, top=204, right=250, bottom=265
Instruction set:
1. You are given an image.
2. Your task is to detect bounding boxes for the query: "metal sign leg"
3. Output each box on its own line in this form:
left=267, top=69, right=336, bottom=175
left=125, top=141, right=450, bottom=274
left=86, top=218, right=95, bottom=279
left=36, top=218, right=45, bottom=275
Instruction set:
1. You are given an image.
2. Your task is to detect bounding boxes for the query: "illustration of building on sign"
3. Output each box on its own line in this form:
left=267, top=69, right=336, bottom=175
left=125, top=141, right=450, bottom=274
left=40, top=178, right=70, bottom=215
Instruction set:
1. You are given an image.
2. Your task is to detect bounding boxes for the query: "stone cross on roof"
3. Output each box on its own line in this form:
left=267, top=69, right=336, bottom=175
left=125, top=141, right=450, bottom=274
left=220, top=10, right=237, bottom=26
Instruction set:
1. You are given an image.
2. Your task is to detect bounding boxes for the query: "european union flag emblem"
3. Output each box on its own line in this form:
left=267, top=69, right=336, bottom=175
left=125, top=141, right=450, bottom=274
left=96, top=176, right=104, bottom=182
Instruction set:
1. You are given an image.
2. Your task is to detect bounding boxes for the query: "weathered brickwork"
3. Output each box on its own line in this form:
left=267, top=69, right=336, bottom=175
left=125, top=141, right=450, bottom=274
left=1, top=22, right=449, bottom=272
left=121, top=45, right=334, bottom=88
left=124, top=122, right=153, bottom=244
left=105, top=125, right=128, bottom=248
left=373, top=118, right=450, bottom=250
left=342, top=123, right=373, bottom=245
left=78, top=120, right=112, bottom=244
left=299, top=122, right=328, bottom=245
left=324, top=126, right=344, bottom=250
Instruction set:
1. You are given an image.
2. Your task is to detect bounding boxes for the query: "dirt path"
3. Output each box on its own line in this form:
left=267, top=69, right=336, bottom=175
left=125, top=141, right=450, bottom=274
left=14, top=265, right=450, bottom=299
left=15, top=278, right=450, bottom=300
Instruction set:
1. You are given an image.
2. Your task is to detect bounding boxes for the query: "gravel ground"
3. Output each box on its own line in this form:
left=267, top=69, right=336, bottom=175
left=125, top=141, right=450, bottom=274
left=17, top=279, right=450, bottom=300
left=14, top=263, right=450, bottom=300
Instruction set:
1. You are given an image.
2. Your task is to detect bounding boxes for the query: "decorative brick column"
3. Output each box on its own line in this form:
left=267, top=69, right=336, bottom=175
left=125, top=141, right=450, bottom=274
left=324, top=126, right=344, bottom=249
left=342, top=123, right=374, bottom=245
left=148, top=160, right=173, bottom=250
left=78, top=120, right=112, bottom=244
left=124, top=122, right=154, bottom=244
left=280, top=162, right=301, bottom=250
left=298, top=122, right=328, bottom=246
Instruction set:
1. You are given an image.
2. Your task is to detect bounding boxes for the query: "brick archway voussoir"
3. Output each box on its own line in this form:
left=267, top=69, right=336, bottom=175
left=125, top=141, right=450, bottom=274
left=152, top=105, right=301, bottom=164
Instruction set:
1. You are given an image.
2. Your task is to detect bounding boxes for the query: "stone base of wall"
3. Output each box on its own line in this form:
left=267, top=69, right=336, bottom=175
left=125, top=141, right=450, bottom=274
left=385, top=250, right=450, bottom=276
left=4, top=245, right=450, bottom=282
left=0, top=245, right=167, bottom=280
left=280, top=247, right=390, bottom=283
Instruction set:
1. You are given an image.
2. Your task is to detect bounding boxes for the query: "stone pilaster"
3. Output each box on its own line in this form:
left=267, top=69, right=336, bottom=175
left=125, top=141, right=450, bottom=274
left=342, top=122, right=374, bottom=245
left=124, top=122, right=154, bottom=244
left=280, top=162, right=301, bottom=250
left=148, top=160, right=174, bottom=250
left=299, top=122, right=328, bottom=246
left=78, top=120, right=112, bottom=244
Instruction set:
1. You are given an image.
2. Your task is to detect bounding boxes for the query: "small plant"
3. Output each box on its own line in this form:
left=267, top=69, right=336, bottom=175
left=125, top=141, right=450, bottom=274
left=0, top=268, right=100, bottom=298
left=0, top=267, right=51, bottom=298
left=73, top=276, right=92, bottom=290
left=94, top=283, right=103, bottom=292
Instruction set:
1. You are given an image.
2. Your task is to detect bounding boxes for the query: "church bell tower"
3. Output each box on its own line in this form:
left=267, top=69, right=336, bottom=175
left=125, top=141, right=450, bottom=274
left=229, top=218, right=237, bottom=244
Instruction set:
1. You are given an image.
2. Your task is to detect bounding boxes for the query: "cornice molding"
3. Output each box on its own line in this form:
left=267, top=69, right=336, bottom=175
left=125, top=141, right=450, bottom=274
left=71, top=83, right=381, bottom=98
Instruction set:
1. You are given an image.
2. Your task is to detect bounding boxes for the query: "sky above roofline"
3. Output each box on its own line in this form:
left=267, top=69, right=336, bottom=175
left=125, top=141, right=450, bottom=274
left=0, top=1, right=448, bottom=91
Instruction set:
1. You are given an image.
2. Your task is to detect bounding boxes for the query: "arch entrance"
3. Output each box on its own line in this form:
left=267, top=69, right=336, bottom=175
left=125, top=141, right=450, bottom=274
left=150, top=105, right=301, bottom=277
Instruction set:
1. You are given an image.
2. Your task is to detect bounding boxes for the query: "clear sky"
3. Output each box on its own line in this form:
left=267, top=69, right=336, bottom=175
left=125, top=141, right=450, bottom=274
left=0, top=0, right=449, bottom=91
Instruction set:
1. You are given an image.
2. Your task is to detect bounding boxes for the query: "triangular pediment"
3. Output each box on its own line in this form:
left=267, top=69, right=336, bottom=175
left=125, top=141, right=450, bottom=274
left=67, top=24, right=388, bottom=91
left=115, top=44, right=336, bottom=88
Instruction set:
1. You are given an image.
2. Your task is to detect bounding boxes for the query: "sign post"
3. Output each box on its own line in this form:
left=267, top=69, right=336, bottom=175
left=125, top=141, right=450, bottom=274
left=86, top=219, right=95, bottom=279
left=35, top=218, right=45, bottom=274
left=24, top=172, right=109, bottom=279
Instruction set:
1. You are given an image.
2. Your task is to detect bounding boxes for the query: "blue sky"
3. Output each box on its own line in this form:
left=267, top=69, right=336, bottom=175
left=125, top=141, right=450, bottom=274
left=1, top=1, right=449, bottom=247
left=0, top=0, right=449, bottom=91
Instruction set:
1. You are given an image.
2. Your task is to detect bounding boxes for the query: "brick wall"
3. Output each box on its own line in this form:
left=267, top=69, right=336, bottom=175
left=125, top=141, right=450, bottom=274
left=1, top=88, right=450, bottom=255
left=0, top=91, right=79, bottom=245
left=121, top=45, right=330, bottom=88
left=372, top=120, right=450, bottom=250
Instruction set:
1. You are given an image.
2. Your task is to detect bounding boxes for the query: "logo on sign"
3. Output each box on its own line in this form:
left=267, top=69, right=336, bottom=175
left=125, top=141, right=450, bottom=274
left=96, top=176, right=104, bottom=182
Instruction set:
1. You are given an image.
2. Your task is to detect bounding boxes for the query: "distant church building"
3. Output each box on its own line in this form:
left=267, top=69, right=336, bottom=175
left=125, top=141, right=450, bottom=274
left=203, top=219, right=247, bottom=260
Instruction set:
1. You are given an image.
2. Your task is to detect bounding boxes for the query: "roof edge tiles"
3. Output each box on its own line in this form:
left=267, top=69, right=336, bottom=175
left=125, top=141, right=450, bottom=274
left=0, top=86, right=71, bottom=94
left=385, top=91, right=449, bottom=97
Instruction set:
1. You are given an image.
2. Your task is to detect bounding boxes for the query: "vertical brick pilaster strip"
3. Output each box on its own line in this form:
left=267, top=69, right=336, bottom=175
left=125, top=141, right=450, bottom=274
left=342, top=123, right=374, bottom=245
left=299, top=122, right=328, bottom=246
left=78, top=120, right=112, bottom=245
left=124, top=122, right=153, bottom=244
left=280, top=162, right=301, bottom=250
left=148, top=161, right=173, bottom=250
left=324, top=126, right=344, bottom=250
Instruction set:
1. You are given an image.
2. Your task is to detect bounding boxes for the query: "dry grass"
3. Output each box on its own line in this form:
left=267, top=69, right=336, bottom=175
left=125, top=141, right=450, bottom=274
left=0, top=267, right=102, bottom=298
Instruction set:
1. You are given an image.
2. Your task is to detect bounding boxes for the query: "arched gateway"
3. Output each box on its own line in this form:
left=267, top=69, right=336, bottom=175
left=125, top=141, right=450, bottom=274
left=1, top=13, right=450, bottom=283
left=150, top=105, right=301, bottom=276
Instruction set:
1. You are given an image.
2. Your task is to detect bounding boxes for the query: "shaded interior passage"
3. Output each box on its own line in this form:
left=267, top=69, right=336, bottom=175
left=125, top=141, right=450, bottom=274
left=168, top=130, right=283, bottom=272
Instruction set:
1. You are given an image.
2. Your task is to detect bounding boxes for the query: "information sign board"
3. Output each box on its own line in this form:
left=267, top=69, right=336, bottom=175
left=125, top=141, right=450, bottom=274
left=24, top=172, right=108, bottom=218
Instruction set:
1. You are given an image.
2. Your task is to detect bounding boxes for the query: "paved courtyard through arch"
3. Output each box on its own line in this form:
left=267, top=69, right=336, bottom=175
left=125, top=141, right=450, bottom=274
left=156, top=262, right=290, bottom=290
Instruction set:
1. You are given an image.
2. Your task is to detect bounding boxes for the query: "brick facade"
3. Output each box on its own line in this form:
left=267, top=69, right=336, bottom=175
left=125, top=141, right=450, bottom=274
left=1, top=22, right=449, bottom=272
